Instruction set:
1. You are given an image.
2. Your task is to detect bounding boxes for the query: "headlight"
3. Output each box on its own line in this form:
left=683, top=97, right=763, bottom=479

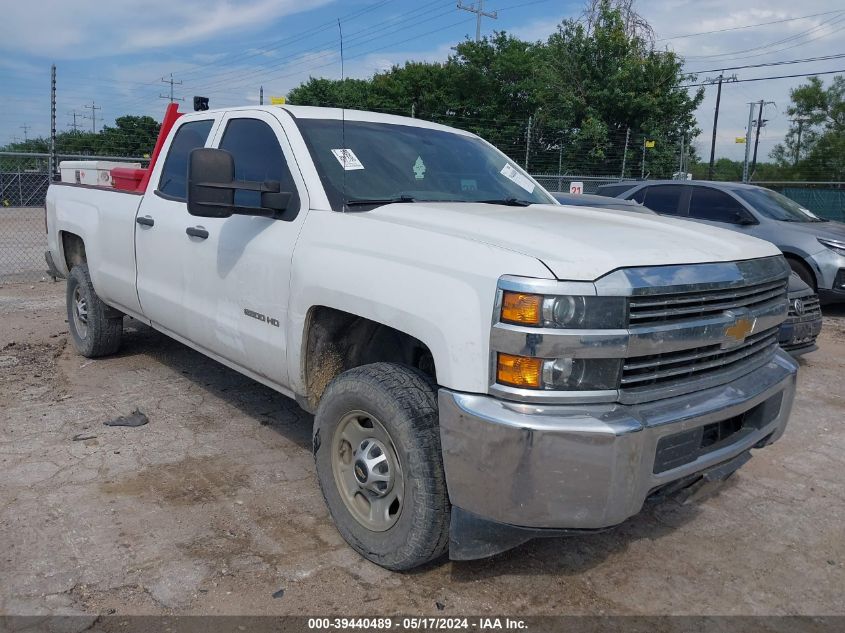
left=818, top=237, right=845, bottom=257
left=500, top=291, right=627, bottom=328
left=497, top=353, right=621, bottom=390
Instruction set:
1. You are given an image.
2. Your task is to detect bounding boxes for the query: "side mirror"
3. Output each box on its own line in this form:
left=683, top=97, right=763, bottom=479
left=734, top=210, right=757, bottom=226
left=187, top=148, right=292, bottom=218
left=187, top=148, right=235, bottom=218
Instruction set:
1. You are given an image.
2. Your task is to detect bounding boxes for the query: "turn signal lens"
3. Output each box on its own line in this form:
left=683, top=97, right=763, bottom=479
left=501, top=291, right=542, bottom=325
left=497, top=353, right=543, bottom=389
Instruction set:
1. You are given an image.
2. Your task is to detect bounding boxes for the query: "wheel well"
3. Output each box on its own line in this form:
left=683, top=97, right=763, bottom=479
left=783, top=253, right=817, bottom=289
left=302, top=306, right=437, bottom=411
left=61, top=232, right=87, bottom=270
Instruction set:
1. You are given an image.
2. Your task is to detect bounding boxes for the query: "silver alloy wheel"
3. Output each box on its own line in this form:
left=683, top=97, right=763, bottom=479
left=72, top=285, right=89, bottom=339
left=331, top=410, right=404, bottom=531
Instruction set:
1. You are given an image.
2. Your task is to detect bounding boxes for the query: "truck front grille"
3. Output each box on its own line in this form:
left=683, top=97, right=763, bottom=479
left=629, top=279, right=787, bottom=326
left=621, top=326, right=780, bottom=391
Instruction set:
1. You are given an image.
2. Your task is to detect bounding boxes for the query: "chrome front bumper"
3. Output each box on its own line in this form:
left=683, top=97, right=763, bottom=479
left=439, top=349, right=797, bottom=531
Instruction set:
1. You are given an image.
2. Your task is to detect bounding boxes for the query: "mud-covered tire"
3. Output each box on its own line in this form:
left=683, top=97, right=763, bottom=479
left=66, top=263, right=123, bottom=358
left=313, top=362, right=450, bottom=571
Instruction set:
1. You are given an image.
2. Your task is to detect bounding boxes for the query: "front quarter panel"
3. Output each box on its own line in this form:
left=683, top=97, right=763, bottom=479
left=287, top=209, right=552, bottom=395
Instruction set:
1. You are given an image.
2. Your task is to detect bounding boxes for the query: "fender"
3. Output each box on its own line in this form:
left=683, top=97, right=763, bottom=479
left=286, top=208, right=551, bottom=395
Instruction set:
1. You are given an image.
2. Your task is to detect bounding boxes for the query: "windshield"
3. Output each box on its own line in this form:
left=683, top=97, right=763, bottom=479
left=294, top=118, right=555, bottom=210
left=735, top=187, right=827, bottom=223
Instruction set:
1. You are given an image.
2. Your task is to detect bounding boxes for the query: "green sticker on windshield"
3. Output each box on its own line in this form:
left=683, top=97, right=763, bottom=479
left=413, top=156, right=426, bottom=180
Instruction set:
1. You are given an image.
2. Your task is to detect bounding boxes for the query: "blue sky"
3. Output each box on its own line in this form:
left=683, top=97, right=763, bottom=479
left=1, top=0, right=843, bottom=162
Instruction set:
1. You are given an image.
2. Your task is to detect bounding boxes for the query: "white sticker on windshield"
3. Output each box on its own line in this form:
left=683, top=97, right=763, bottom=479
left=500, top=163, right=535, bottom=194
left=331, top=148, right=365, bottom=171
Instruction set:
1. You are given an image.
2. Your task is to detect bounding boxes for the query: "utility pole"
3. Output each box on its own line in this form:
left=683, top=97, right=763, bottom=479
left=159, top=73, right=184, bottom=103
left=704, top=72, right=737, bottom=180
left=791, top=117, right=811, bottom=166
left=742, top=102, right=755, bottom=183
left=19, top=124, right=31, bottom=142
left=67, top=111, right=82, bottom=131
left=750, top=100, right=775, bottom=180
left=457, top=0, right=497, bottom=42
left=641, top=138, right=646, bottom=179
left=50, top=64, right=57, bottom=181
left=620, top=126, right=630, bottom=179
left=83, top=101, right=101, bottom=133
left=411, top=103, right=415, bottom=118
left=260, top=85, right=264, bottom=105
left=678, top=134, right=685, bottom=178
left=524, top=114, right=532, bottom=169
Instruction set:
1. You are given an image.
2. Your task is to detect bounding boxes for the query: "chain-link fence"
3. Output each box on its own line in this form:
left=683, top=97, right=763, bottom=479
left=531, top=174, right=624, bottom=195
left=0, top=152, right=144, bottom=283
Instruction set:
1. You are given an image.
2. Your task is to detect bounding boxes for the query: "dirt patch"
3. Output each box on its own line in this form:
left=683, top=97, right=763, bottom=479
left=101, top=455, right=251, bottom=506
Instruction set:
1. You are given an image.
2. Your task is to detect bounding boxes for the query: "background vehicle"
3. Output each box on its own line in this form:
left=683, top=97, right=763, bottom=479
left=557, top=190, right=823, bottom=356
left=781, top=273, right=823, bottom=356
left=551, top=191, right=655, bottom=213
left=597, top=180, right=845, bottom=303
left=46, top=105, right=797, bottom=570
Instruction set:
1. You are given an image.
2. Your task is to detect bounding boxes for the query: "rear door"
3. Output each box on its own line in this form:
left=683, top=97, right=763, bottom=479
left=135, top=115, right=220, bottom=338
left=628, top=184, right=688, bottom=216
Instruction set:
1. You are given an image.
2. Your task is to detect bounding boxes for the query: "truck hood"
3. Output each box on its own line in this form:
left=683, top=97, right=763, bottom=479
left=363, top=202, right=781, bottom=280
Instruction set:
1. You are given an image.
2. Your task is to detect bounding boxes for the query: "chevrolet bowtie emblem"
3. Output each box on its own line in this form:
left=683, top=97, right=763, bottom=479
left=724, top=317, right=754, bottom=345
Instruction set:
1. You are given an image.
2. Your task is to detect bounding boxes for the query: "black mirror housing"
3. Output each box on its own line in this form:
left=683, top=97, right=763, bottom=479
left=187, top=148, right=236, bottom=218
left=187, top=148, right=292, bottom=218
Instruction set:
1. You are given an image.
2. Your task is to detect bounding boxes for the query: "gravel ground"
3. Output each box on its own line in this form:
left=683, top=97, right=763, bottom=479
left=1, top=281, right=844, bottom=618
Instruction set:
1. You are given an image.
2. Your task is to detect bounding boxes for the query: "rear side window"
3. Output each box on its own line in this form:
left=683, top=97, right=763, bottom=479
left=688, top=187, right=748, bottom=223
left=219, top=118, right=300, bottom=216
left=158, top=120, right=214, bottom=200
left=633, top=185, right=684, bottom=215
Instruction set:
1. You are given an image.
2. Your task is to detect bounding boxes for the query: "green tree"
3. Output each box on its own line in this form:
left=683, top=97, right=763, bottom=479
left=1, top=115, right=160, bottom=160
left=771, top=75, right=845, bottom=181
left=288, top=1, right=700, bottom=177
left=535, top=0, right=702, bottom=176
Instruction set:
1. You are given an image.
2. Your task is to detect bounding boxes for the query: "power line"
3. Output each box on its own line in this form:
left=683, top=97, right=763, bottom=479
left=683, top=68, right=845, bottom=88
left=19, top=124, right=30, bottom=142
left=688, top=52, right=845, bottom=75
left=657, top=9, right=845, bottom=41
left=683, top=14, right=845, bottom=62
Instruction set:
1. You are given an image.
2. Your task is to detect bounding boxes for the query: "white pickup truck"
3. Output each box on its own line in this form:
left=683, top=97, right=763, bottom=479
left=46, top=104, right=798, bottom=570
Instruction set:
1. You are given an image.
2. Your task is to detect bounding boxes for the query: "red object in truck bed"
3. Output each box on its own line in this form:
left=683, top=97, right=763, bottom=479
left=111, top=167, right=147, bottom=191
left=111, top=102, right=183, bottom=192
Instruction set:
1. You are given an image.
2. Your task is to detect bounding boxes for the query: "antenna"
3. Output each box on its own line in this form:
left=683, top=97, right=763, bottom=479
left=338, top=18, right=347, bottom=212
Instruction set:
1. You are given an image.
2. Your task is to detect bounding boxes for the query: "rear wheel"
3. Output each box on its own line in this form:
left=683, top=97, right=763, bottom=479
left=787, top=258, right=816, bottom=290
left=313, top=362, right=450, bottom=570
left=66, top=264, right=123, bottom=358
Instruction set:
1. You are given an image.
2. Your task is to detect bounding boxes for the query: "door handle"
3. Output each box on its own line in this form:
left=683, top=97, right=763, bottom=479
left=136, top=215, right=154, bottom=227
left=186, top=226, right=209, bottom=239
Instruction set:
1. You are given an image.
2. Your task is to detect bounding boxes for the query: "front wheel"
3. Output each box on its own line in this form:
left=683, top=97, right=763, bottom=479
left=66, top=263, right=123, bottom=358
left=313, top=362, right=450, bottom=570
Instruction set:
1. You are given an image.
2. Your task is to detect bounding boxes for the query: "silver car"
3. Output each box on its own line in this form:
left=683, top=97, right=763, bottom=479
left=597, top=180, right=845, bottom=303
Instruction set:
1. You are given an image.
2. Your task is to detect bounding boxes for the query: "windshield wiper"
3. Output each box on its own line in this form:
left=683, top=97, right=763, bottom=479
left=345, top=195, right=416, bottom=207
left=477, top=198, right=532, bottom=207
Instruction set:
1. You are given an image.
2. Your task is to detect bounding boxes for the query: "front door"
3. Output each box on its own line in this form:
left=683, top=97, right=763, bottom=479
left=175, top=110, right=309, bottom=387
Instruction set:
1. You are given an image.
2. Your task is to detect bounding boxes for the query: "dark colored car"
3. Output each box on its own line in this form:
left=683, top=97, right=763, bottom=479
left=596, top=180, right=845, bottom=303
left=781, top=273, right=823, bottom=356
